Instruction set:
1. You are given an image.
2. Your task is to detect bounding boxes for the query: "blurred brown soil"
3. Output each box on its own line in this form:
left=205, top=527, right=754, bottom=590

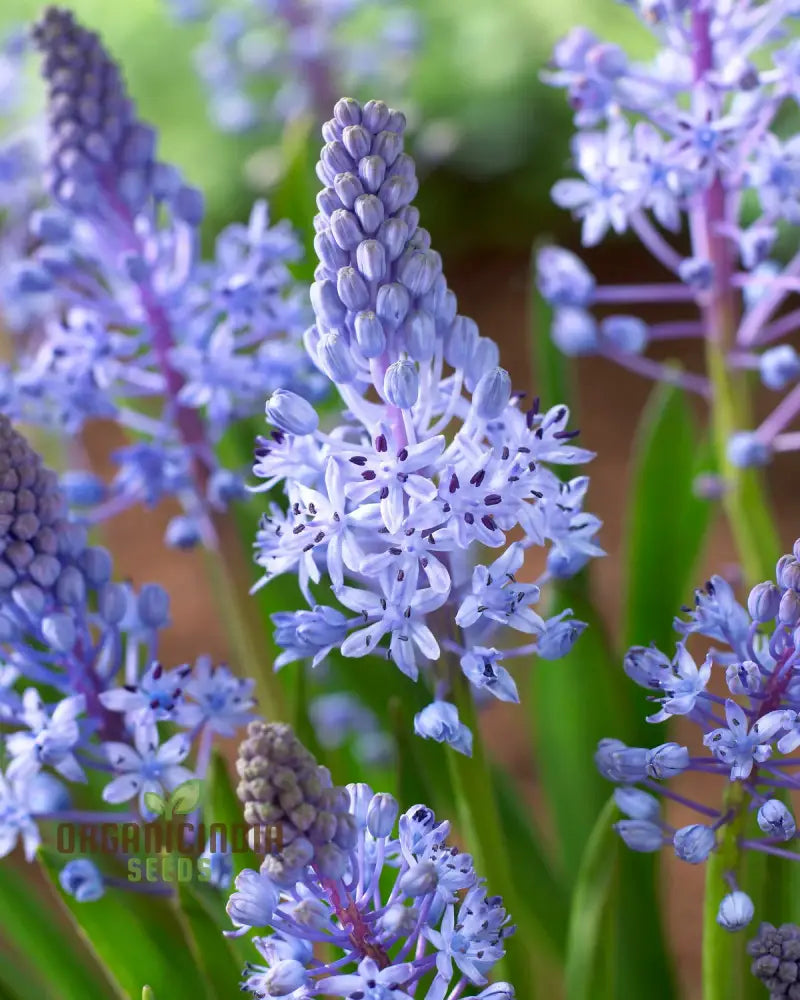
left=88, top=244, right=800, bottom=999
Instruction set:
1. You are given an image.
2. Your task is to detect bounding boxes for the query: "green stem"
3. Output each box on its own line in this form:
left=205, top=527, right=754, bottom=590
left=446, top=672, right=532, bottom=996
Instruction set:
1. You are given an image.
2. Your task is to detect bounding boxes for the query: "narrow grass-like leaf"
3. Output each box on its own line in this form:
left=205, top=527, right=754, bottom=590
left=0, top=862, right=118, bottom=1000
left=624, top=380, right=714, bottom=653
left=492, top=766, right=568, bottom=960
left=176, top=880, right=247, bottom=990
left=565, top=797, right=619, bottom=1000
left=39, top=848, right=209, bottom=1000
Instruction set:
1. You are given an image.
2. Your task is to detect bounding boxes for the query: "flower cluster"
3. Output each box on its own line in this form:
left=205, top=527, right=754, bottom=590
left=539, top=0, right=800, bottom=464
left=0, top=413, right=255, bottom=886
left=228, top=721, right=514, bottom=999
left=1, top=7, right=319, bottom=548
left=748, top=922, right=800, bottom=999
left=0, top=27, right=45, bottom=330
left=253, top=96, right=602, bottom=751
left=597, top=537, right=800, bottom=932
left=167, top=0, right=419, bottom=136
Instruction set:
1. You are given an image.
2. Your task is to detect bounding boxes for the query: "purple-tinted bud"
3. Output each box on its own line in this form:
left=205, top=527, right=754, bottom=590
left=678, top=257, right=714, bottom=290
left=138, top=583, right=170, bottom=628
left=333, top=172, right=364, bottom=210
left=615, top=819, right=663, bottom=852
left=760, top=345, right=800, bottom=391
left=59, top=859, right=104, bottom=903
left=264, top=960, right=308, bottom=997
left=777, top=555, right=799, bottom=589
left=329, top=209, right=363, bottom=251
left=314, top=843, right=347, bottom=879
left=444, top=315, right=479, bottom=368
left=537, top=617, right=587, bottom=660
left=673, top=824, right=715, bottom=863
left=595, top=739, right=648, bottom=782
left=399, top=859, right=438, bottom=896
left=726, top=660, right=761, bottom=696
left=646, top=742, right=689, bottom=779
left=354, top=194, right=385, bottom=234
left=317, top=187, right=340, bottom=217
left=334, top=98, right=362, bottom=127
left=372, top=130, right=403, bottom=166
left=381, top=176, right=417, bottom=215
left=376, top=282, right=410, bottom=331
left=265, top=390, right=319, bottom=437
left=779, top=589, right=800, bottom=626
left=359, top=155, right=387, bottom=193
left=613, top=786, right=660, bottom=821
left=322, top=141, right=354, bottom=178
left=336, top=267, right=370, bottom=311
left=384, top=361, right=419, bottom=409
left=717, top=891, right=754, bottom=932
left=318, top=332, right=359, bottom=384
left=355, top=239, right=386, bottom=281
left=362, top=100, right=391, bottom=133
left=403, top=310, right=435, bottom=361
left=748, top=581, right=781, bottom=622
left=464, top=336, right=500, bottom=389
left=414, top=701, right=473, bottom=756
left=757, top=799, right=796, bottom=840
left=376, top=218, right=409, bottom=261
left=173, top=184, right=204, bottom=225
left=537, top=246, right=595, bottom=307
left=342, top=125, right=371, bottom=160
left=727, top=432, right=771, bottom=468
left=553, top=307, right=599, bottom=356
left=623, top=645, right=671, bottom=690
left=42, top=612, right=76, bottom=652
left=397, top=249, right=440, bottom=296
left=314, top=230, right=349, bottom=271
left=80, top=547, right=112, bottom=586
left=226, top=869, right=279, bottom=928
left=310, top=279, right=347, bottom=329
left=98, top=583, right=127, bottom=624
left=472, top=367, right=511, bottom=419
left=600, top=315, right=648, bottom=354
left=366, top=793, right=399, bottom=838
left=353, top=311, right=386, bottom=357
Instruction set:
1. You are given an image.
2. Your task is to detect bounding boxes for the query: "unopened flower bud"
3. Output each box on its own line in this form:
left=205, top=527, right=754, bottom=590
left=717, top=891, right=754, bottom=932
left=265, top=390, right=319, bottom=436
left=673, top=824, right=715, bottom=863
left=384, top=360, right=419, bottom=409
left=367, top=793, right=399, bottom=838
left=472, top=367, right=511, bottom=419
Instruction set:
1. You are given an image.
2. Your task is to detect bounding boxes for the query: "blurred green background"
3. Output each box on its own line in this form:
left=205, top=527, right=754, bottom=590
left=1, top=0, right=650, bottom=252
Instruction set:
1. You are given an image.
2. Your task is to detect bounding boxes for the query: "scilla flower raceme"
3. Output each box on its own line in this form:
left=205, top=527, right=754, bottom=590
left=0, top=413, right=255, bottom=884
left=253, top=96, right=602, bottom=751
left=2, top=7, right=320, bottom=549
left=229, top=722, right=515, bottom=999
left=539, top=0, right=800, bottom=467
left=597, top=538, right=800, bottom=932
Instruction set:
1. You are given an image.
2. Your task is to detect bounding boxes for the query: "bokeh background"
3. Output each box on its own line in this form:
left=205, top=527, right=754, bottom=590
left=3, top=1, right=799, bottom=996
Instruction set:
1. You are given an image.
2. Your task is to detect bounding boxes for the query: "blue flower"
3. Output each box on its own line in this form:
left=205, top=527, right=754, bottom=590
left=59, top=859, right=105, bottom=902
left=253, top=98, right=600, bottom=742
left=414, top=701, right=473, bottom=757
left=102, top=723, right=193, bottom=819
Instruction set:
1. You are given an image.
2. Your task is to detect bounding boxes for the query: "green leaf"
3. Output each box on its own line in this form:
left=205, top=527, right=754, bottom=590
left=143, top=792, right=165, bottom=818
left=176, top=880, right=247, bottom=992
left=492, top=767, right=568, bottom=961
left=38, top=848, right=210, bottom=1000
left=205, top=752, right=259, bottom=879
left=564, top=797, right=619, bottom=1000
left=624, top=380, right=714, bottom=653
left=0, top=862, right=118, bottom=1000
left=168, top=779, right=202, bottom=816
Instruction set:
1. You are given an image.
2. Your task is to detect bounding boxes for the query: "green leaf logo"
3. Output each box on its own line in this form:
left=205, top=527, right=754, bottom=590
left=167, top=778, right=202, bottom=817
left=143, top=790, right=166, bottom=817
